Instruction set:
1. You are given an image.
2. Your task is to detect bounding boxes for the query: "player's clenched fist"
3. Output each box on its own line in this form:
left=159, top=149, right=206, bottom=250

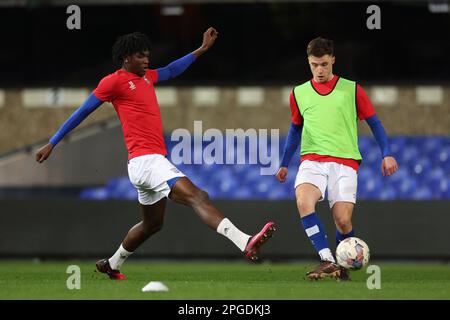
left=193, top=27, right=218, bottom=58
left=202, top=27, right=218, bottom=50
left=35, top=143, right=54, bottom=163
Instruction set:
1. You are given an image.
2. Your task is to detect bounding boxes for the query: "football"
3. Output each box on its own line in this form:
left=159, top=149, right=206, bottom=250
left=336, top=237, right=370, bottom=270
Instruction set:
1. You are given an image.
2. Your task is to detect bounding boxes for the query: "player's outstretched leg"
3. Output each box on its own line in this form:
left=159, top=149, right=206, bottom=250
left=169, top=177, right=276, bottom=261
left=96, top=198, right=167, bottom=280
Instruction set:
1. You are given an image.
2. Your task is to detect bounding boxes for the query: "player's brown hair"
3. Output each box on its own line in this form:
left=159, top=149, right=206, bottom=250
left=306, top=37, right=334, bottom=57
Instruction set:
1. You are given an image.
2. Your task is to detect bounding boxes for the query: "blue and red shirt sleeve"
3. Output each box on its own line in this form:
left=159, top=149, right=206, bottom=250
left=279, top=91, right=304, bottom=168
left=357, top=83, right=392, bottom=157
left=356, top=84, right=376, bottom=120
left=155, top=53, right=196, bottom=83
left=289, top=91, right=304, bottom=126
left=49, top=93, right=103, bottom=146
left=93, top=74, right=118, bottom=102
left=49, top=74, right=117, bottom=146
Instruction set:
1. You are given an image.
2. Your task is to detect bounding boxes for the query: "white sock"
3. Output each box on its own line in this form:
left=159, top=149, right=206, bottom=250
left=108, top=244, right=133, bottom=270
left=216, top=218, right=252, bottom=251
left=319, top=248, right=336, bottom=263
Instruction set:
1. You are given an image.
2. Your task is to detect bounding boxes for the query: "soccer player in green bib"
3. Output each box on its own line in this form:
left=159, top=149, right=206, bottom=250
left=276, top=37, right=399, bottom=280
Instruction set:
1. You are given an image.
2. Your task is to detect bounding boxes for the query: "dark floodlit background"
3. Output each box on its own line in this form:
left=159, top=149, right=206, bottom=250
left=1, top=1, right=449, bottom=87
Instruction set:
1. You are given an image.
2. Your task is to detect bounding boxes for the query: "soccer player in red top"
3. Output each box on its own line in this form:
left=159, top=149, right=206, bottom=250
left=35, top=27, right=275, bottom=280
left=276, top=37, right=398, bottom=280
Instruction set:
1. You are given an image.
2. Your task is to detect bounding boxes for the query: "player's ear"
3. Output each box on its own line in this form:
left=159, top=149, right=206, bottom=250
left=331, top=55, right=335, bottom=65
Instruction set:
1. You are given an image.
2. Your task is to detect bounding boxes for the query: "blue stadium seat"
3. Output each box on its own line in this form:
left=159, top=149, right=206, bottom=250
left=266, top=183, right=290, bottom=200
left=398, top=178, right=418, bottom=199
left=424, top=167, right=447, bottom=195
left=422, top=136, right=443, bottom=154
left=79, top=187, right=109, bottom=200
left=80, top=135, right=450, bottom=200
left=105, top=177, right=136, bottom=200
left=378, top=184, right=398, bottom=200
left=411, top=185, right=433, bottom=200
left=228, top=185, right=253, bottom=199
left=389, top=136, right=407, bottom=157
left=436, top=145, right=450, bottom=171
left=400, top=145, right=420, bottom=164
left=359, top=176, right=383, bottom=199
left=442, top=186, right=450, bottom=199
left=410, top=156, right=432, bottom=180
left=359, top=137, right=377, bottom=162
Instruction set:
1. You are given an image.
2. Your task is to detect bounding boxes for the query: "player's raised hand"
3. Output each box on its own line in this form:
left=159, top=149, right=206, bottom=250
left=381, top=156, right=398, bottom=176
left=276, top=167, right=288, bottom=183
left=201, top=27, right=218, bottom=50
left=193, top=27, right=218, bottom=58
left=35, top=143, right=54, bottom=163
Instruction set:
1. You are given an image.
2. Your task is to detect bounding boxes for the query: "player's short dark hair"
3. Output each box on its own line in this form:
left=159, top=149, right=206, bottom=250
left=112, top=32, right=151, bottom=66
left=306, top=37, right=334, bottom=57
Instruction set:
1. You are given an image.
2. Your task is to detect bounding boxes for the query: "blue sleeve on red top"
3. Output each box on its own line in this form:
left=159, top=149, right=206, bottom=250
left=49, top=93, right=103, bottom=146
left=366, top=114, right=391, bottom=158
left=156, top=53, right=196, bottom=82
left=280, top=123, right=303, bottom=167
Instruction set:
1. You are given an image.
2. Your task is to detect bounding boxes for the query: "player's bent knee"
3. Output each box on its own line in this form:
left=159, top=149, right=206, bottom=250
left=194, top=189, right=210, bottom=204
left=180, top=185, right=210, bottom=207
left=334, top=216, right=352, bottom=230
left=296, top=198, right=315, bottom=216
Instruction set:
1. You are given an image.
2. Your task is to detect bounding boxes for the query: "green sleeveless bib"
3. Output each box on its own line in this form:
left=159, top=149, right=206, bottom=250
left=293, top=77, right=362, bottom=160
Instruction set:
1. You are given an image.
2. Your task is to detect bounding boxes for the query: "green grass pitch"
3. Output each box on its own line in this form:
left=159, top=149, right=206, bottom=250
left=0, top=261, right=449, bottom=299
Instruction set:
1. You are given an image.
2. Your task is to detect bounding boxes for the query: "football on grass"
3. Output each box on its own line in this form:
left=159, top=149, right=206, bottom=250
left=336, top=237, right=370, bottom=270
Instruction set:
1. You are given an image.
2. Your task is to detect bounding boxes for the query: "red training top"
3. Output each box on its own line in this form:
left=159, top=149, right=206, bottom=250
left=93, top=69, right=166, bottom=160
left=289, top=75, right=376, bottom=171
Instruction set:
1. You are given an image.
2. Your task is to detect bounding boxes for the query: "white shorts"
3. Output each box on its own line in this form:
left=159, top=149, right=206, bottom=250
left=127, top=154, right=185, bottom=205
left=294, top=160, right=357, bottom=208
